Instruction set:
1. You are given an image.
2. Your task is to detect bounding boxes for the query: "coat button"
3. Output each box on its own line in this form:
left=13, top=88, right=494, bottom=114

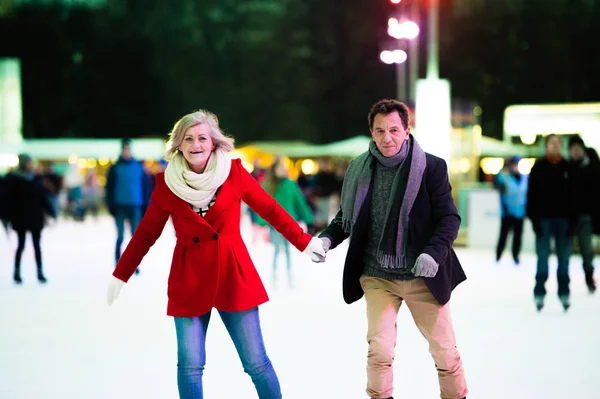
left=193, top=237, right=199, bottom=243
left=212, top=233, right=219, bottom=240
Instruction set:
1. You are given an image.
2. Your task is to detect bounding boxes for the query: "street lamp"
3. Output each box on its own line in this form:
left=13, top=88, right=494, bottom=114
left=381, top=17, right=419, bottom=102
left=380, top=50, right=408, bottom=65
left=387, top=18, right=420, bottom=40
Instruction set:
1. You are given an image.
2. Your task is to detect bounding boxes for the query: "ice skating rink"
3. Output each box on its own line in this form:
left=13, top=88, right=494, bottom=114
left=1, top=216, right=598, bottom=399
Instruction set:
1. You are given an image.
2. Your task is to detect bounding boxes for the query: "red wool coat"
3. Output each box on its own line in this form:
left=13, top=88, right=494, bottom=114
left=113, top=159, right=312, bottom=317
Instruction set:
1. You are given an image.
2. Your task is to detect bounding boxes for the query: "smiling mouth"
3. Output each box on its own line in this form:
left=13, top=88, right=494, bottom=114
left=190, top=151, right=203, bottom=155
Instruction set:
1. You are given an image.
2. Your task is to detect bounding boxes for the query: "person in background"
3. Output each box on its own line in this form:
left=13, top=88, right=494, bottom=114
left=81, top=168, right=101, bottom=221
left=106, top=109, right=325, bottom=399
left=258, top=158, right=314, bottom=288
left=568, top=135, right=600, bottom=294
left=105, top=138, right=151, bottom=268
left=5, top=154, right=56, bottom=284
left=41, top=162, right=62, bottom=218
left=494, top=156, right=528, bottom=265
left=527, top=134, right=574, bottom=311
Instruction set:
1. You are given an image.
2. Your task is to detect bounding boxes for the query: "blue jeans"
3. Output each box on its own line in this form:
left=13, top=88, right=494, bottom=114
left=114, top=205, right=142, bottom=262
left=535, top=218, right=572, bottom=297
left=174, top=307, right=281, bottom=399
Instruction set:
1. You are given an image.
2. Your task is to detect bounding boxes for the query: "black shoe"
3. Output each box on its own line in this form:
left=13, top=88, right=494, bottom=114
left=513, top=257, right=520, bottom=266
left=586, top=276, right=596, bottom=294
left=559, top=295, right=570, bottom=312
left=13, top=274, right=22, bottom=284
left=534, top=295, right=544, bottom=311
left=37, top=273, right=47, bottom=283
left=135, top=269, right=140, bottom=275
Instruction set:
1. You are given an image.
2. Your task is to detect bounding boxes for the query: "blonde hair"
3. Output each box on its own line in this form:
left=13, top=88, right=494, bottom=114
left=165, top=110, right=235, bottom=160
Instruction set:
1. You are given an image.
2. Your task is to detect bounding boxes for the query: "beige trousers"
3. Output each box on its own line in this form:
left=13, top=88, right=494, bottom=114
left=360, top=275, right=468, bottom=399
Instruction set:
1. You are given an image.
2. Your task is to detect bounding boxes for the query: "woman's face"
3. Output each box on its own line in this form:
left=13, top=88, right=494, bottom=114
left=180, top=123, right=214, bottom=173
left=274, top=162, right=288, bottom=178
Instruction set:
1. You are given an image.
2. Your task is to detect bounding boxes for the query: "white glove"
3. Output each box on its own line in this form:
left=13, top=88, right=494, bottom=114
left=107, top=276, right=125, bottom=306
left=303, top=237, right=327, bottom=263
left=320, top=237, right=332, bottom=253
left=411, top=253, right=439, bottom=278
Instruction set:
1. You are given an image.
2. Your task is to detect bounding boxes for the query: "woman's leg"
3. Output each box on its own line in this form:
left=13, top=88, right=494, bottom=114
left=174, top=312, right=212, bottom=399
left=30, top=229, right=46, bottom=282
left=219, top=307, right=281, bottom=399
left=14, top=230, right=27, bottom=283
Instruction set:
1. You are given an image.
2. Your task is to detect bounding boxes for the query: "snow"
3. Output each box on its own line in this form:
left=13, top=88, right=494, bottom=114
left=0, top=215, right=598, bottom=399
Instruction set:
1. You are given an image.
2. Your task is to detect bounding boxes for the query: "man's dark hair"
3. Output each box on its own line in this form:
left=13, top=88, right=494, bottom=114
left=568, top=134, right=585, bottom=149
left=368, top=99, right=410, bottom=130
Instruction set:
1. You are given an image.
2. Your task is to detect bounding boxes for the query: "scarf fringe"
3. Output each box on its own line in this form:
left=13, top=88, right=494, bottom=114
left=341, top=218, right=353, bottom=235
left=377, top=250, right=407, bottom=269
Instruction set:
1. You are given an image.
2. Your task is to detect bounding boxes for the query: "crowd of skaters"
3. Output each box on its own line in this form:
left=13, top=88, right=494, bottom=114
left=494, top=134, right=600, bottom=311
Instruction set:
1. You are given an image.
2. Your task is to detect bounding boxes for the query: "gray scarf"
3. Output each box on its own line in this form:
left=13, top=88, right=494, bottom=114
left=340, top=135, right=427, bottom=268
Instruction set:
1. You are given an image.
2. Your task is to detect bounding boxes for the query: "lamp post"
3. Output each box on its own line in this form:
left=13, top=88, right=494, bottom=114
left=415, top=0, right=451, bottom=163
left=384, top=18, right=420, bottom=101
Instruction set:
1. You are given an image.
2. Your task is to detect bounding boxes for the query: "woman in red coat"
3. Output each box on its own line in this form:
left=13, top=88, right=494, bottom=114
left=106, top=110, right=325, bottom=399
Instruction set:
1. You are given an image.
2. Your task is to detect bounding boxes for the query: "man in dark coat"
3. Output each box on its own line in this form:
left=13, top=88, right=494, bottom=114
left=527, top=134, right=574, bottom=311
left=314, top=100, right=467, bottom=399
left=567, top=135, right=600, bottom=294
left=5, top=154, right=56, bottom=284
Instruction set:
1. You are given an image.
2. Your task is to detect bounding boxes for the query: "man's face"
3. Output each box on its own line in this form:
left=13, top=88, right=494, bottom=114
left=546, top=136, right=562, bottom=156
left=121, top=145, right=132, bottom=160
left=371, top=111, right=410, bottom=157
left=569, top=143, right=585, bottom=162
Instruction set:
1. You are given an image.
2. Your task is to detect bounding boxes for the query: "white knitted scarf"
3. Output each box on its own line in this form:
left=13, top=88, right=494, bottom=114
left=164, top=149, right=231, bottom=209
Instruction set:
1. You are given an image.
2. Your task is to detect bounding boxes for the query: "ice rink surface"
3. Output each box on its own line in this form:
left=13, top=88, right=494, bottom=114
left=1, top=216, right=598, bottom=399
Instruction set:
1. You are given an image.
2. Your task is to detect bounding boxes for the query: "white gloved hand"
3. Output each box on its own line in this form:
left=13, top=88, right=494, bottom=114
left=411, top=253, right=439, bottom=278
left=107, top=276, right=125, bottom=306
left=320, top=237, right=332, bottom=253
left=303, top=237, right=327, bottom=263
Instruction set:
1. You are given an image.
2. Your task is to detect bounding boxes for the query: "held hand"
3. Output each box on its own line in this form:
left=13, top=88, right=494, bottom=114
left=411, top=253, right=439, bottom=278
left=107, top=276, right=125, bottom=306
left=303, top=237, right=327, bottom=263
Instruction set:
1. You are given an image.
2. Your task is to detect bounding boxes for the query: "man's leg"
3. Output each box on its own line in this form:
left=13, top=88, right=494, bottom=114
left=495, top=217, right=511, bottom=262
left=534, top=219, right=552, bottom=308
left=404, top=279, right=467, bottom=399
left=114, top=207, right=125, bottom=263
left=360, top=276, right=402, bottom=399
left=554, top=218, right=572, bottom=308
left=577, top=215, right=596, bottom=293
left=512, top=217, right=524, bottom=265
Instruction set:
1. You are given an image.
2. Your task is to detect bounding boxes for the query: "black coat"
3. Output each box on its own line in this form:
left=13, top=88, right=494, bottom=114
left=0, top=175, right=7, bottom=222
left=320, top=153, right=466, bottom=306
left=5, top=172, right=54, bottom=232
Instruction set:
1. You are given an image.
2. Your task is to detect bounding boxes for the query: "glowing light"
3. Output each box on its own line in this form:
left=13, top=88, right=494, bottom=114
left=77, top=158, right=87, bottom=169
left=301, top=159, right=317, bottom=175
left=98, top=158, right=109, bottom=166
left=520, top=131, right=537, bottom=145
left=388, top=20, right=420, bottom=40
left=68, top=154, right=78, bottom=164
left=480, top=157, right=504, bottom=175
left=390, top=0, right=402, bottom=4
left=473, top=106, right=482, bottom=116
left=457, top=157, right=471, bottom=174
left=380, top=50, right=407, bottom=65
left=241, top=160, right=254, bottom=173
left=86, top=158, right=97, bottom=168
left=0, top=154, right=19, bottom=167
left=472, top=124, right=482, bottom=136
left=518, top=158, right=536, bottom=175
